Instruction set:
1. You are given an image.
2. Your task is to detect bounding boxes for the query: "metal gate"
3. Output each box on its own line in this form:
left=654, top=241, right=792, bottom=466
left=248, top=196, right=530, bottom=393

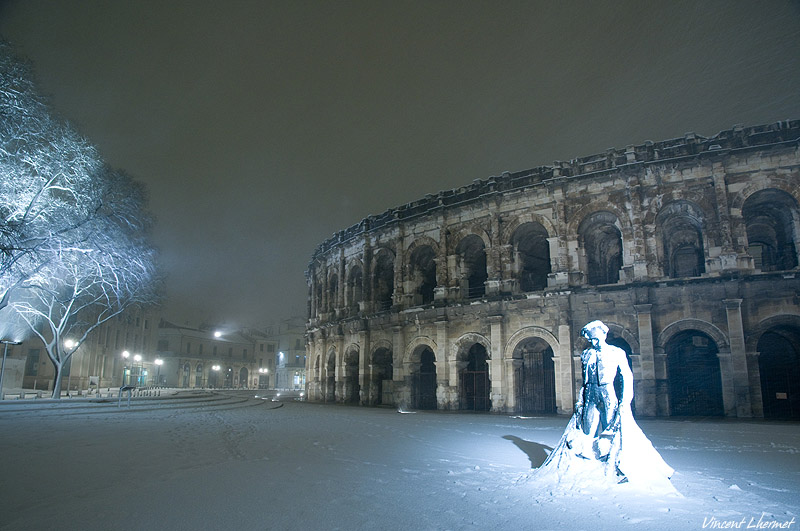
left=412, top=370, right=437, bottom=409
left=514, top=351, right=556, bottom=414
left=460, top=370, right=490, bottom=411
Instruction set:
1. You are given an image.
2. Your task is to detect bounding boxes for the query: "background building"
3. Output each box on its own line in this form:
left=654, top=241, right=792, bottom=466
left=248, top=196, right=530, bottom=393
left=1, top=313, right=307, bottom=396
left=305, top=121, right=800, bottom=419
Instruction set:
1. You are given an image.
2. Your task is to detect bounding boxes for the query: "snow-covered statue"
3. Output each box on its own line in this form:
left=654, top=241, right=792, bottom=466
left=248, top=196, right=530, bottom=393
left=533, top=320, right=675, bottom=493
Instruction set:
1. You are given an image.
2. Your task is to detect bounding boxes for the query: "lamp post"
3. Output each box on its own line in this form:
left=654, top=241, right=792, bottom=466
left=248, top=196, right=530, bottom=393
left=0, top=340, right=22, bottom=400
left=121, top=351, right=130, bottom=386
left=64, top=339, right=76, bottom=393
left=155, top=358, right=163, bottom=386
left=259, top=367, right=269, bottom=389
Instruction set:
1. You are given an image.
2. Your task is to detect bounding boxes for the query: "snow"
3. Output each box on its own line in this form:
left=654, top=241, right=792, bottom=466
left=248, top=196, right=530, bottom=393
left=0, top=390, right=797, bottom=530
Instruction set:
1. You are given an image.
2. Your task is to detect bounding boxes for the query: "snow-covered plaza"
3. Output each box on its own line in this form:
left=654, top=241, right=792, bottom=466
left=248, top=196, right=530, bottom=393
left=0, top=390, right=797, bottom=531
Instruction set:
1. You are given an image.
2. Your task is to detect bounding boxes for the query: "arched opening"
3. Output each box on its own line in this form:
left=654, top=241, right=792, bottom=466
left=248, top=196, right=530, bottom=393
left=208, top=367, right=218, bottom=388
left=371, top=347, right=393, bottom=406
left=666, top=330, right=723, bottom=416
left=239, top=367, right=248, bottom=389
left=757, top=326, right=800, bottom=419
left=409, top=245, right=437, bottom=305
left=511, top=222, right=551, bottom=292
left=512, top=338, right=556, bottom=414
left=224, top=366, right=233, bottom=388
left=579, top=212, right=622, bottom=285
left=456, top=235, right=487, bottom=299
left=182, top=363, right=190, bottom=388
left=195, top=363, right=203, bottom=388
left=743, top=189, right=799, bottom=272
left=344, top=349, right=360, bottom=404
left=657, top=201, right=706, bottom=278
left=325, top=351, right=336, bottom=403
left=460, top=343, right=491, bottom=411
left=374, top=251, right=394, bottom=311
left=412, top=347, right=437, bottom=410
left=328, top=274, right=339, bottom=313
left=347, top=265, right=363, bottom=313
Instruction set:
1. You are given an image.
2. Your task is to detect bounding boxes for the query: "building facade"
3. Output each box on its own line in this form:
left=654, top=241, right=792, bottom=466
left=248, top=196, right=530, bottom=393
left=305, top=121, right=800, bottom=419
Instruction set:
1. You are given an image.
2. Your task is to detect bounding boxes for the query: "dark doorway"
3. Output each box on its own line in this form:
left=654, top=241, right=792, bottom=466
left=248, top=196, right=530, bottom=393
left=758, top=327, right=800, bottom=419
left=667, top=331, right=723, bottom=416
left=460, top=343, right=491, bottom=411
left=513, top=338, right=556, bottom=414
left=412, top=348, right=437, bottom=409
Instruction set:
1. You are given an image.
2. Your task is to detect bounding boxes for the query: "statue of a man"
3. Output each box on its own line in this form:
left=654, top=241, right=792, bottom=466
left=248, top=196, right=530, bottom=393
left=534, top=319, right=674, bottom=491
left=574, top=320, right=632, bottom=456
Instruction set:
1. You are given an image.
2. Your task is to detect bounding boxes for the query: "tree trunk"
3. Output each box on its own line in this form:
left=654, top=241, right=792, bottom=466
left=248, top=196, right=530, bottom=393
left=50, top=363, right=63, bottom=399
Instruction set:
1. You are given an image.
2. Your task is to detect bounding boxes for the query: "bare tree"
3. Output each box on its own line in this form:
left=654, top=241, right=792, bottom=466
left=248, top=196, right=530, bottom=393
left=1, top=40, right=102, bottom=311
left=12, top=169, right=160, bottom=397
left=1, top=41, right=160, bottom=397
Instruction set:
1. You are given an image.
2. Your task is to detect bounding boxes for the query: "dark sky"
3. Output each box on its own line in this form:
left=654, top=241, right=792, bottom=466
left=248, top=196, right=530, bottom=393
left=1, top=1, right=798, bottom=328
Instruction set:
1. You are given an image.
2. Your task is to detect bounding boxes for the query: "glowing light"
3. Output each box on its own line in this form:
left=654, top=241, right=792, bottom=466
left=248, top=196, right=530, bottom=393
left=64, top=339, right=75, bottom=350
left=214, top=331, right=222, bottom=338
left=133, top=354, right=142, bottom=362
left=122, top=351, right=130, bottom=359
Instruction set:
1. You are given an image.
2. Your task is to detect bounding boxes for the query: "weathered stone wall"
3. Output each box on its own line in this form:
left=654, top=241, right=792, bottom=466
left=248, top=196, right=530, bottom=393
left=306, top=121, right=800, bottom=418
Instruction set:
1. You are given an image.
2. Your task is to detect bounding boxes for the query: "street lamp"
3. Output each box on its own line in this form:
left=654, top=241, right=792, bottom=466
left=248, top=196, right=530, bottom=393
left=155, top=358, right=163, bottom=386
left=0, top=340, right=22, bottom=400
left=259, top=367, right=268, bottom=389
left=64, top=339, right=76, bottom=393
left=133, top=354, right=142, bottom=386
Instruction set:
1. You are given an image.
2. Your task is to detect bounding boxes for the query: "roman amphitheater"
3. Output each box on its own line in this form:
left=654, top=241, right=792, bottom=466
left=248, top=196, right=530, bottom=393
left=305, top=121, right=800, bottom=419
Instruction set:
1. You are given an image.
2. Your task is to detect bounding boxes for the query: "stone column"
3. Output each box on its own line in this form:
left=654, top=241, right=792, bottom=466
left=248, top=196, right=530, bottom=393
left=488, top=315, right=505, bottom=412
left=634, top=304, right=657, bottom=416
left=392, top=325, right=406, bottom=407
left=435, top=319, right=450, bottom=407
left=359, top=327, right=370, bottom=405
left=723, top=298, right=753, bottom=417
left=556, top=324, right=574, bottom=414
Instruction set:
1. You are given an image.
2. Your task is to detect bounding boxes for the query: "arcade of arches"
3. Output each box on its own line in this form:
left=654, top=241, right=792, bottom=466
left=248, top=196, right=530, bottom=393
left=306, top=122, right=800, bottom=418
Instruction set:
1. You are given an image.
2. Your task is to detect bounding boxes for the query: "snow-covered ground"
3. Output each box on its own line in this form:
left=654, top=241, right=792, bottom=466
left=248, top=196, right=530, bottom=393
left=0, top=390, right=797, bottom=531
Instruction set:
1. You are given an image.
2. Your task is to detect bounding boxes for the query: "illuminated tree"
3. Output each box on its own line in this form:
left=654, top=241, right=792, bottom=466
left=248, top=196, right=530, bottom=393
left=12, top=169, right=160, bottom=398
left=1, top=40, right=103, bottom=311
left=1, top=41, right=160, bottom=397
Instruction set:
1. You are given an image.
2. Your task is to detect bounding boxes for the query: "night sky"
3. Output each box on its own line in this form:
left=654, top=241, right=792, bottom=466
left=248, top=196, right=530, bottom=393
left=1, top=1, right=798, bottom=328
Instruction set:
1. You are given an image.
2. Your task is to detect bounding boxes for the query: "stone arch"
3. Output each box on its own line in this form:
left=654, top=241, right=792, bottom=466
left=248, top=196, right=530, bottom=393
left=327, top=271, right=340, bottom=313
left=577, top=210, right=624, bottom=285
left=729, top=176, right=800, bottom=213
left=505, top=326, right=559, bottom=358
left=371, top=342, right=393, bottom=406
left=509, top=221, right=552, bottom=292
left=742, top=189, right=799, bottom=271
left=324, top=346, right=337, bottom=403
left=501, top=211, right=558, bottom=244
left=753, top=316, right=800, bottom=419
left=345, top=260, right=364, bottom=312
left=663, top=328, right=724, bottom=416
left=407, top=243, right=438, bottom=305
left=509, top=331, right=557, bottom=415
left=448, top=224, right=492, bottom=255
left=453, top=332, right=492, bottom=411
left=372, top=247, right=395, bottom=311
left=655, top=200, right=708, bottom=278
left=343, top=344, right=360, bottom=404
left=655, top=318, right=729, bottom=352
left=404, top=336, right=438, bottom=364
left=567, top=201, right=633, bottom=240
left=453, top=332, right=492, bottom=360
left=407, top=342, right=438, bottom=410
left=455, top=234, right=488, bottom=298
left=746, top=314, right=800, bottom=352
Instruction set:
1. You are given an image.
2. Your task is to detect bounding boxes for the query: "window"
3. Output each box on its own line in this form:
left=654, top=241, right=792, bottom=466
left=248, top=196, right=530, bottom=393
left=186, top=342, right=191, bottom=354
left=25, top=349, right=40, bottom=376
left=157, top=339, right=169, bottom=352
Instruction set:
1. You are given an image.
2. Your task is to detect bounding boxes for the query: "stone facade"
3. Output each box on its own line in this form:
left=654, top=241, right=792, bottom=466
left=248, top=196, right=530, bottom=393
left=305, top=121, right=800, bottom=418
